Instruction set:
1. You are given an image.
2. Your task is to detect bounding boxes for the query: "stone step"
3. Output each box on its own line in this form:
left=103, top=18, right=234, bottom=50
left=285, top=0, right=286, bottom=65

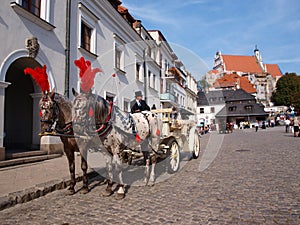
left=0, top=154, right=62, bottom=168
left=6, top=150, right=48, bottom=160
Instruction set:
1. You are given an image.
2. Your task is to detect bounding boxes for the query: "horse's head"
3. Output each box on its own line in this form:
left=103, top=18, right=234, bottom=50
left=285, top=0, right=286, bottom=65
left=39, top=90, right=56, bottom=134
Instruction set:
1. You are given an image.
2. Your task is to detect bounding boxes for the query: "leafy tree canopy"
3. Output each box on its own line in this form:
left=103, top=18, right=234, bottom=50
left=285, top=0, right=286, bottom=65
left=271, top=72, right=300, bottom=110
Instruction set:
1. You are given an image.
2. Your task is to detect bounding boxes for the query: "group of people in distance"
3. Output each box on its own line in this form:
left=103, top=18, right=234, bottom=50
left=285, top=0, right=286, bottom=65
left=284, top=117, right=300, bottom=137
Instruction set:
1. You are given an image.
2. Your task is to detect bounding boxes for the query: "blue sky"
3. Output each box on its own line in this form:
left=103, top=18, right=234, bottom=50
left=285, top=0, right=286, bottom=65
left=123, top=0, right=300, bottom=79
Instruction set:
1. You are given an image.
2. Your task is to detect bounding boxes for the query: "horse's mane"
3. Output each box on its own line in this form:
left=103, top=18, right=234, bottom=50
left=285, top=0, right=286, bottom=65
left=92, top=94, right=110, bottom=123
left=53, top=93, right=72, bottom=124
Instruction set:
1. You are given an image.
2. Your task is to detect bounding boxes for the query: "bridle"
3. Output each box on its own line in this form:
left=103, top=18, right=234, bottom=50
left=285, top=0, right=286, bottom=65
left=40, top=99, right=59, bottom=133
left=40, top=98, right=72, bottom=135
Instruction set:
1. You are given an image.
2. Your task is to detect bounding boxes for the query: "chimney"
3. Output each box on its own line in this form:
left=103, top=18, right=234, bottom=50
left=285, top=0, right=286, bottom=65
left=133, top=20, right=142, bottom=35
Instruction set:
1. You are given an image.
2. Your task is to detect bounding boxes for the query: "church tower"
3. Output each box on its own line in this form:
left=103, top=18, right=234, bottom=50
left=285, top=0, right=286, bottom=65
left=254, top=46, right=266, bottom=73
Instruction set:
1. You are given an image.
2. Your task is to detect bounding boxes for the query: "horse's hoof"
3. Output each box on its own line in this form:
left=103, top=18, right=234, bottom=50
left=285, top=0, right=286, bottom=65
left=143, top=179, right=148, bottom=186
left=148, top=181, right=155, bottom=187
left=115, top=193, right=125, bottom=200
left=80, top=187, right=89, bottom=194
left=66, top=188, right=75, bottom=195
left=101, top=190, right=113, bottom=197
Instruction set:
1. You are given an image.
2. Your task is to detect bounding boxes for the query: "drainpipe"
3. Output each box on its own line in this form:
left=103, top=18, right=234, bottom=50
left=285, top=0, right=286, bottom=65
left=143, top=48, right=148, bottom=104
left=64, top=0, right=71, bottom=98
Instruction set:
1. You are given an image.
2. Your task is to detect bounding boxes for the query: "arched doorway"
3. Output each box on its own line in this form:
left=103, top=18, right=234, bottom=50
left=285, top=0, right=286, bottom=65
left=4, top=57, right=41, bottom=152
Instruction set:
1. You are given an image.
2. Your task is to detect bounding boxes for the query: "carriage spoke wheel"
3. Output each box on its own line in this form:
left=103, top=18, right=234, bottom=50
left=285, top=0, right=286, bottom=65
left=192, top=131, right=201, bottom=159
left=166, top=138, right=180, bottom=174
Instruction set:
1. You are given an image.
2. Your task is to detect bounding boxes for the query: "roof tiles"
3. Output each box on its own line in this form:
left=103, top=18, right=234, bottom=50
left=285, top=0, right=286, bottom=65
left=213, top=73, right=257, bottom=93
left=221, top=55, right=262, bottom=74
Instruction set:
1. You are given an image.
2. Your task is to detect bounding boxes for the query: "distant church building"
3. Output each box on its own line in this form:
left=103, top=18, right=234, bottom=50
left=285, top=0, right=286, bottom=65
left=208, top=47, right=282, bottom=106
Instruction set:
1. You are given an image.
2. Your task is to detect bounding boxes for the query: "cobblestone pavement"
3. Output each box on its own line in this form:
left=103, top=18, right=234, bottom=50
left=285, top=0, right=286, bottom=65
left=0, top=126, right=299, bottom=224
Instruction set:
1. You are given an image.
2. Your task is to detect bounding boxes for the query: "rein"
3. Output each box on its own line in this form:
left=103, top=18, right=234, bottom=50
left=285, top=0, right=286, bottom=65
left=40, top=100, right=59, bottom=132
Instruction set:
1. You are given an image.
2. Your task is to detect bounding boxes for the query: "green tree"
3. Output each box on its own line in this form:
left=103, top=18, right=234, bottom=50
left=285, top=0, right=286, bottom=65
left=271, top=73, right=300, bottom=109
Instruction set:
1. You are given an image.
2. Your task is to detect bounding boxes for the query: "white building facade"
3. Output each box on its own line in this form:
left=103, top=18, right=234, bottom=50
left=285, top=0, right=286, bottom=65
left=0, top=0, right=198, bottom=157
left=0, top=0, right=67, bottom=153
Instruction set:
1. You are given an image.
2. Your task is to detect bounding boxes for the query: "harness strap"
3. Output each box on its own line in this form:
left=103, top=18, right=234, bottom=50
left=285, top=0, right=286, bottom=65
left=96, top=102, right=114, bottom=137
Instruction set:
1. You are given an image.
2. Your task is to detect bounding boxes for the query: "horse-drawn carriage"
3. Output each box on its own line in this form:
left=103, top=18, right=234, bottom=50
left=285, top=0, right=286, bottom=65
left=25, top=57, right=201, bottom=198
left=124, top=107, right=201, bottom=174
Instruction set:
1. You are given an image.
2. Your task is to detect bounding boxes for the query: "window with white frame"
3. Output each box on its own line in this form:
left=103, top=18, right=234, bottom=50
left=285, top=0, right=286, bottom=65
left=113, top=34, right=125, bottom=72
left=148, top=71, right=151, bottom=87
left=153, top=74, right=156, bottom=89
left=78, top=3, right=98, bottom=55
left=11, top=0, right=54, bottom=30
left=22, top=0, right=41, bottom=16
left=81, top=21, right=92, bottom=51
left=123, top=99, right=130, bottom=112
left=136, top=63, right=140, bottom=81
left=115, top=46, right=122, bottom=70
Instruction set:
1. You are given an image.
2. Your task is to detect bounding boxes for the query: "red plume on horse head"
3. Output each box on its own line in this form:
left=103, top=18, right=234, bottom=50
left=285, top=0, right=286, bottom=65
left=24, top=65, right=50, bottom=92
left=74, top=57, right=102, bottom=93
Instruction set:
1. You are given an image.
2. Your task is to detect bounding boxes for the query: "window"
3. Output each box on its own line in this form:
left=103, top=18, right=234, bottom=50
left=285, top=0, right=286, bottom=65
left=113, top=34, right=125, bottom=72
left=210, top=107, right=215, bottom=113
left=123, top=100, right=130, bottom=112
left=148, top=71, right=151, bottom=87
left=136, top=63, right=140, bottom=80
left=78, top=3, right=99, bottom=57
left=22, top=0, right=41, bottom=16
left=115, top=47, right=121, bottom=69
left=245, top=105, right=253, bottom=111
left=81, top=21, right=92, bottom=51
left=11, top=0, right=54, bottom=30
left=209, top=97, right=216, bottom=102
left=153, top=74, right=156, bottom=89
left=200, top=108, right=204, bottom=113
left=228, top=106, right=237, bottom=111
left=159, top=54, right=162, bottom=67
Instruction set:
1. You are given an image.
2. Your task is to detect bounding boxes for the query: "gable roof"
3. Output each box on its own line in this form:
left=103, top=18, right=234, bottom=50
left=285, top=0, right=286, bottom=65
left=197, top=89, right=255, bottom=106
left=197, top=91, right=209, bottom=106
left=215, top=101, right=268, bottom=118
left=265, top=64, right=283, bottom=78
left=213, top=73, right=257, bottom=93
left=221, top=55, right=262, bottom=74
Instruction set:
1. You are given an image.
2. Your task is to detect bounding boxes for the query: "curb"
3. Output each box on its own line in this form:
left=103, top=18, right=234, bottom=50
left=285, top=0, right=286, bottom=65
left=0, top=170, right=99, bottom=211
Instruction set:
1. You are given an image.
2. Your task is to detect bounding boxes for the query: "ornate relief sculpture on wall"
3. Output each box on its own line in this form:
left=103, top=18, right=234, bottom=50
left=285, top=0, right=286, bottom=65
left=25, top=37, right=40, bottom=58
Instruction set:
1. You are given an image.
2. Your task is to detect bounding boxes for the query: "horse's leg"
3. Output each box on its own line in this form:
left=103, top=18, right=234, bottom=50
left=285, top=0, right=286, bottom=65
left=113, top=153, right=125, bottom=200
left=148, top=153, right=157, bottom=186
left=65, top=148, right=76, bottom=195
left=142, top=151, right=150, bottom=186
left=80, top=148, right=89, bottom=194
left=101, top=155, right=114, bottom=197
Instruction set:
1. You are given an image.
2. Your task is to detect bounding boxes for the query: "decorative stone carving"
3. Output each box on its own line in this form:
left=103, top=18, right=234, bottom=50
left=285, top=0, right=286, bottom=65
left=25, top=37, right=40, bottom=58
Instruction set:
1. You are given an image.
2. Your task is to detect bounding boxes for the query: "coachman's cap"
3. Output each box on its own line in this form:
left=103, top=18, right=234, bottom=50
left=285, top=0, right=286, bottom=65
left=135, top=91, right=143, bottom=97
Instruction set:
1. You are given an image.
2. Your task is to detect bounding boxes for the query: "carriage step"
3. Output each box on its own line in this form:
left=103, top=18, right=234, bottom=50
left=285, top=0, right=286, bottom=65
left=6, top=150, right=48, bottom=160
left=0, top=154, right=62, bottom=168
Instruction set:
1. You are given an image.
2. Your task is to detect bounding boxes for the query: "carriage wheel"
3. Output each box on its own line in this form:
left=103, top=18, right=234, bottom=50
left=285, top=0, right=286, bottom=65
left=166, top=138, right=180, bottom=174
left=192, top=131, right=201, bottom=159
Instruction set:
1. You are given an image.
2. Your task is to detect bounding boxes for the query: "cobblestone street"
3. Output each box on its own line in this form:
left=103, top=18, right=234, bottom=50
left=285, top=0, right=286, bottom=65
left=0, top=126, right=299, bottom=224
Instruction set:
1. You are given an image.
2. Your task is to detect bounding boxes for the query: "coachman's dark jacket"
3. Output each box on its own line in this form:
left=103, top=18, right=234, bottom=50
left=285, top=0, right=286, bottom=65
left=131, top=100, right=150, bottom=113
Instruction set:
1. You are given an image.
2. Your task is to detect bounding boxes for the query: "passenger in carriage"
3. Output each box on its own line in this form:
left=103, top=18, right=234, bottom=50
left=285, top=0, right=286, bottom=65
left=131, top=91, right=150, bottom=113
